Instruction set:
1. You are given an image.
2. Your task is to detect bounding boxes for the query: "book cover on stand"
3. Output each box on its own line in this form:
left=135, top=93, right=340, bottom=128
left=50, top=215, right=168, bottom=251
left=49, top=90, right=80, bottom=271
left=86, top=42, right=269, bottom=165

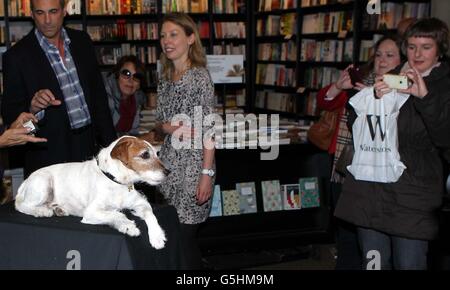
left=261, top=180, right=282, bottom=212
left=222, top=190, right=240, bottom=216
left=282, top=184, right=301, bottom=210
left=236, top=182, right=257, bottom=214
left=209, top=185, right=223, bottom=217
left=299, top=177, right=320, bottom=208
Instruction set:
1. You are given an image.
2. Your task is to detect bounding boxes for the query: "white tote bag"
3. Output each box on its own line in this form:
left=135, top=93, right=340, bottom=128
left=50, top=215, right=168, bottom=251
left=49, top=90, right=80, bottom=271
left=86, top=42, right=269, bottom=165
left=347, top=87, right=409, bottom=183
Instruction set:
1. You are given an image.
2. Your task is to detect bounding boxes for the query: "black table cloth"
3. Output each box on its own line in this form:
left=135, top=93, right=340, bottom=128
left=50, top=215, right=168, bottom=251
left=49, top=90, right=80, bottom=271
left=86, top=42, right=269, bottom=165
left=0, top=202, right=184, bottom=270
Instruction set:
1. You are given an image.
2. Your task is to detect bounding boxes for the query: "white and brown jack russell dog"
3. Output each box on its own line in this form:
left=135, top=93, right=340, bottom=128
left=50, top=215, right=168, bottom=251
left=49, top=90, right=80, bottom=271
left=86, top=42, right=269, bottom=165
left=15, top=136, right=169, bottom=249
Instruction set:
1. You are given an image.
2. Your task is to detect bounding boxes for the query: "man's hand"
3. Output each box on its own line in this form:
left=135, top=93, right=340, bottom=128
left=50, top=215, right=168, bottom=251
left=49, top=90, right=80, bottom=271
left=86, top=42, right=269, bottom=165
left=30, top=89, right=61, bottom=114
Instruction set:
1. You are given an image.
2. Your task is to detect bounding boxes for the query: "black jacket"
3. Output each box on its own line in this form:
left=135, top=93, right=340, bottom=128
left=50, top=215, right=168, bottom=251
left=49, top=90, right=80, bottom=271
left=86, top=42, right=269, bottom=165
left=1, top=28, right=116, bottom=176
left=335, top=62, right=450, bottom=240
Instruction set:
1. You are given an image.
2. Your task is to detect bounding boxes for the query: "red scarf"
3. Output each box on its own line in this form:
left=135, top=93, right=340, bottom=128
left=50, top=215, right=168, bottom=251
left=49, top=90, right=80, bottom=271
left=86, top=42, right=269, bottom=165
left=116, top=95, right=136, bottom=133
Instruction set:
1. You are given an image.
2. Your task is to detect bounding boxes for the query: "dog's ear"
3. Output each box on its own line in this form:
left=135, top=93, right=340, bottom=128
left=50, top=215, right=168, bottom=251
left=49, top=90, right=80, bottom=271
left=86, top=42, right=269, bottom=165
left=110, top=137, right=135, bottom=166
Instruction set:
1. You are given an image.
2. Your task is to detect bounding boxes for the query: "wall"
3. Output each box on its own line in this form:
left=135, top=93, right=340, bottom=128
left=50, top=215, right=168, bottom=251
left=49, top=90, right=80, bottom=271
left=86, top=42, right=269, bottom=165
left=432, top=0, right=450, bottom=31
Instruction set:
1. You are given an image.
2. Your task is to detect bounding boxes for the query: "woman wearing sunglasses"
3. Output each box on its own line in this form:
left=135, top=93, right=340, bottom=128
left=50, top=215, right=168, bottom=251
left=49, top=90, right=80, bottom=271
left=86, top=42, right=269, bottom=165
left=103, top=55, right=147, bottom=136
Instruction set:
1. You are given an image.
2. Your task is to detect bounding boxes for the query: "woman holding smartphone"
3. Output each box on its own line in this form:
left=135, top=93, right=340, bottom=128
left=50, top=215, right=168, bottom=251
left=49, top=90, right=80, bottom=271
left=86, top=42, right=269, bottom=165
left=335, top=18, right=450, bottom=270
left=316, top=35, right=403, bottom=269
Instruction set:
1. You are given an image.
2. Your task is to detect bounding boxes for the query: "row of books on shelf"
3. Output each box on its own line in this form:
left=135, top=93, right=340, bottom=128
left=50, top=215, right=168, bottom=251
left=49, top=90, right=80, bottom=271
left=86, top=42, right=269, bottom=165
left=215, top=89, right=246, bottom=108
left=359, top=34, right=385, bottom=62
left=86, top=21, right=159, bottom=42
left=302, top=11, right=353, bottom=34
left=0, top=26, right=5, bottom=44
left=7, top=22, right=33, bottom=44
left=209, top=178, right=321, bottom=217
left=304, top=92, right=319, bottom=116
left=138, top=108, right=157, bottom=134
left=136, top=108, right=315, bottom=147
left=257, top=41, right=297, bottom=62
left=304, top=66, right=340, bottom=89
left=214, top=115, right=312, bottom=147
left=161, top=0, right=208, bottom=13
left=213, top=43, right=246, bottom=59
left=213, top=107, right=245, bottom=116
left=6, top=0, right=33, bottom=17
left=300, top=38, right=353, bottom=62
left=362, top=2, right=430, bottom=31
left=257, top=0, right=297, bottom=12
left=214, top=22, right=246, bottom=39
left=4, top=0, right=81, bottom=16
left=138, top=91, right=248, bottom=125
left=256, top=13, right=297, bottom=37
left=96, top=44, right=158, bottom=65
left=300, top=0, right=353, bottom=7
left=87, top=0, right=158, bottom=15
left=255, top=90, right=297, bottom=114
left=254, top=90, right=319, bottom=117
left=0, top=0, right=249, bottom=18
left=136, top=110, right=312, bottom=147
left=255, top=64, right=296, bottom=87
left=211, top=113, right=310, bottom=131
left=213, top=0, right=246, bottom=14
left=214, top=129, right=292, bottom=149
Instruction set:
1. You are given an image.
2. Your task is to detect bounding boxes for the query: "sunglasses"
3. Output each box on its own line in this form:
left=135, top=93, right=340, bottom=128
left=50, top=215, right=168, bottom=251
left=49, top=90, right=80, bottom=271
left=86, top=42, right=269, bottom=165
left=120, top=69, right=143, bottom=82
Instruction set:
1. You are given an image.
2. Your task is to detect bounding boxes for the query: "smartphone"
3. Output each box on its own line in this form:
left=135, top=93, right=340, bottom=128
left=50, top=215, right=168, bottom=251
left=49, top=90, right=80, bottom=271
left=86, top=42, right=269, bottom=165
left=348, top=67, right=364, bottom=86
left=383, top=74, right=409, bottom=90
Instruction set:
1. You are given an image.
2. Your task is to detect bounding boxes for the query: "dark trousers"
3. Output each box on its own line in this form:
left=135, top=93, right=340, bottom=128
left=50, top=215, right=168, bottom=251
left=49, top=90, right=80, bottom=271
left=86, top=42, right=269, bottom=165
left=331, top=182, right=362, bottom=270
left=358, top=227, right=428, bottom=270
left=179, top=223, right=203, bottom=270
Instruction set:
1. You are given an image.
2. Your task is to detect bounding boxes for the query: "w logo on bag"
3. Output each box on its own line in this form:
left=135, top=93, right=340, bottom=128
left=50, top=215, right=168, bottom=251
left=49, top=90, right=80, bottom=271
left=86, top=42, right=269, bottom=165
left=366, top=115, right=387, bottom=141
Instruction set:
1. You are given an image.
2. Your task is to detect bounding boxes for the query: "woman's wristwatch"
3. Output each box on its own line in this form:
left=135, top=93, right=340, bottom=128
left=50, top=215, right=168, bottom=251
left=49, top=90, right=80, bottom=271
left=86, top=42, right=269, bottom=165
left=201, top=168, right=215, bottom=177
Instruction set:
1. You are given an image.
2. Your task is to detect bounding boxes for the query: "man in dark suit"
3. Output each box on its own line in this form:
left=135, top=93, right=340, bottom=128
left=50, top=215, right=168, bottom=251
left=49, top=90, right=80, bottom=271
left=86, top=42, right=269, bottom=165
left=1, top=0, right=117, bottom=176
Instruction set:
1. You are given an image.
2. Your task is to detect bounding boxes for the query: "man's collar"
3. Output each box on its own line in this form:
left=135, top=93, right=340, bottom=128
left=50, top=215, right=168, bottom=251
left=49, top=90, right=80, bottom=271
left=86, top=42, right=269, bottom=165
left=34, top=27, right=71, bottom=49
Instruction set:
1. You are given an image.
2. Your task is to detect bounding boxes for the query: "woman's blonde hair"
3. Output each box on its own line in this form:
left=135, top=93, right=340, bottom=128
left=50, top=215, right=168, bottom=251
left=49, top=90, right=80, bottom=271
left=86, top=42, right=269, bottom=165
left=159, top=13, right=206, bottom=81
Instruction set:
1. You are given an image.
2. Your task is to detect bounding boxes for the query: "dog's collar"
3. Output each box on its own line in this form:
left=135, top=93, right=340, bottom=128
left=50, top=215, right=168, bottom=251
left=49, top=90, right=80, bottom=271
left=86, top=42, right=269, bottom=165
left=95, top=156, right=134, bottom=192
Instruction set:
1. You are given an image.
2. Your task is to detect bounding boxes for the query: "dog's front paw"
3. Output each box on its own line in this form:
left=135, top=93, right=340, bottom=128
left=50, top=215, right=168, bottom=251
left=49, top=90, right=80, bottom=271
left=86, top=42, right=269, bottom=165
left=32, top=206, right=54, bottom=217
left=117, top=221, right=141, bottom=237
left=148, top=226, right=167, bottom=249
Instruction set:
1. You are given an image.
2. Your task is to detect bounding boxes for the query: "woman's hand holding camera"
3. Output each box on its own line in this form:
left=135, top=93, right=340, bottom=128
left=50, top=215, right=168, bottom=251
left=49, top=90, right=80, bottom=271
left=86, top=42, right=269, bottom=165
left=328, top=65, right=368, bottom=100
left=334, top=65, right=354, bottom=91
left=374, top=65, right=428, bottom=99
left=373, top=76, right=393, bottom=99
left=398, top=65, right=429, bottom=98
left=327, top=65, right=358, bottom=99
